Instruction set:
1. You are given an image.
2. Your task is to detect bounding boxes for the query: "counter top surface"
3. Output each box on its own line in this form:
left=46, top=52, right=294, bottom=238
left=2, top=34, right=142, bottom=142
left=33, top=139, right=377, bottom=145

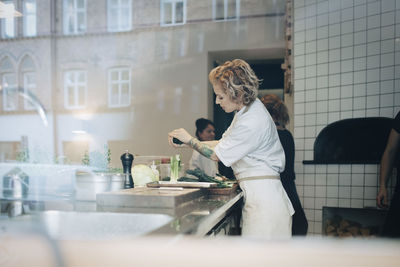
left=0, top=188, right=243, bottom=239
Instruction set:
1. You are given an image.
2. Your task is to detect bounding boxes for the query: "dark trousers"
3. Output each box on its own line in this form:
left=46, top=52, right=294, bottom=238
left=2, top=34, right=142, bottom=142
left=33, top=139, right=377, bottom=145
left=382, top=183, right=400, bottom=238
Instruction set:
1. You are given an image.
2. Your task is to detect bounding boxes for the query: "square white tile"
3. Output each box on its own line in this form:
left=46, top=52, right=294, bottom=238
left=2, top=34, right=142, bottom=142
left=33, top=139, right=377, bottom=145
left=316, top=87, right=328, bottom=100
left=329, top=74, right=341, bottom=87
left=341, top=46, right=354, bottom=60
left=381, top=11, right=395, bottom=27
left=341, top=85, right=353, bottom=98
left=350, top=199, right=364, bottom=208
left=316, top=111, right=328, bottom=124
left=353, top=96, right=366, bottom=109
left=338, top=198, right=351, bottom=207
left=339, top=186, right=351, bottom=198
left=354, top=57, right=367, bottom=71
left=341, top=7, right=354, bottom=21
left=351, top=186, right=364, bottom=199
left=366, top=68, right=380, bottom=82
left=317, top=38, right=328, bottom=52
left=341, top=33, right=354, bottom=48
left=381, top=66, right=395, bottom=81
left=353, top=70, right=367, bottom=84
left=351, top=173, right=364, bottom=186
left=354, top=4, right=367, bottom=19
left=364, top=173, right=378, bottom=186
left=367, top=14, right=380, bottom=29
left=364, top=186, right=378, bottom=199
left=317, top=13, right=329, bottom=27
left=339, top=173, right=352, bottom=186
left=317, top=76, right=328, bottom=89
left=366, top=95, right=379, bottom=108
left=327, top=174, right=339, bottom=185
left=341, top=72, right=353, bottom=85
left=367, top=41, right=380, bottom=56
left=328, top=99, right=340, bottom=112
left=354, top=83, right=366, bottom=96
left=354, top=44, right=366, bottom=58
left=326, top=185, right=339, bottom=198
left=326, top=198, right=339, bottom=206
left=381, top=0, right=396, bottom=13
left=342, top=21, right=354, bottom=34
left=367, top=1, right=380, bottom=16
left=381, top=93, right=394, bottom=107
left=367, top=81, right=379, bottom=95
left=306, top=77, right=317, bottom=89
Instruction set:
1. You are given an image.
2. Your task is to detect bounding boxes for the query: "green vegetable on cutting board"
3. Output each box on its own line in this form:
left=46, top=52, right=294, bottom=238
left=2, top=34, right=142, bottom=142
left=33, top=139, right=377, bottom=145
left=186, top=168, right=234, bottom=188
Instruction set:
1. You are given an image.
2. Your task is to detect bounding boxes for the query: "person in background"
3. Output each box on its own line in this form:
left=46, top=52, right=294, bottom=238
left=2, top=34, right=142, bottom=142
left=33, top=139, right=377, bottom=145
left=169, top=59, right=294, bottom=239
left=376, top=111, right=400, bottom=238
left=189, top=118, right=218, bottom=177
left=261, top=94, right=308, bottom=236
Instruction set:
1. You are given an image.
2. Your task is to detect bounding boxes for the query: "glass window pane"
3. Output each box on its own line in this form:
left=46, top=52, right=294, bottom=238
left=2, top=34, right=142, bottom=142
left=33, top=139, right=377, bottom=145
left=111, top=71, right=118, bottom=81
left=215, top=0, right=224, bottom=20
left=77, top=0, right=85, bottom=9
left=227, top=0, right=237, bottom=19
left=121, top=70, right=129, bottom=80
left=163, top=2, right=172, bottom=24
left=77, top=12, right=85, bottom=32
left=68, top=86, right=75, bottom=106
left=78, top=72, right=85, bottom=82
left=175, top=2, right=183, bottom=23
left=78, top=86, right=85, bottom=106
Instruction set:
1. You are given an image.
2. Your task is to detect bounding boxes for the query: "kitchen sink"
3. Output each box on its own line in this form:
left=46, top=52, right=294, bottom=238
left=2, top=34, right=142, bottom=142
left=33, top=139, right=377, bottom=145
left=0, top=210, right=174, bottom=240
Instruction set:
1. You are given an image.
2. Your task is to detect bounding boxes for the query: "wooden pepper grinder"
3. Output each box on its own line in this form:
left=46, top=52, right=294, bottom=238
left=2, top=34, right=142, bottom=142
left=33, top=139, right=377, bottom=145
left=120, top=150, right=134, bottom=188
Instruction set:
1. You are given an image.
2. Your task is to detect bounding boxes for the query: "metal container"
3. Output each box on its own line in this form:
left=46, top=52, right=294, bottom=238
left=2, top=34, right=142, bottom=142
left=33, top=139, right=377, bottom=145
left=75, top=171, right=124, bottom=201
left=2, top=167, right=29, bottom=199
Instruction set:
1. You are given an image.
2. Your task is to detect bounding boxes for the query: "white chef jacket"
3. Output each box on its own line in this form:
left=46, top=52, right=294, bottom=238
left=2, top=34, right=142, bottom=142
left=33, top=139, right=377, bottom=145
left=215, top=98, right=294, bottom=239
left=215, top=98, right=285, bottom=179
left=189, top=150, right=218, bottom=177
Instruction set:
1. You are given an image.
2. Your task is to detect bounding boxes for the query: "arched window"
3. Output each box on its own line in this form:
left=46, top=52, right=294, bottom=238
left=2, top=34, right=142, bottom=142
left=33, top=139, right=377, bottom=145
left=20, top=55, right=37, bottom=110
left=0, top=57, right=17, bottom=111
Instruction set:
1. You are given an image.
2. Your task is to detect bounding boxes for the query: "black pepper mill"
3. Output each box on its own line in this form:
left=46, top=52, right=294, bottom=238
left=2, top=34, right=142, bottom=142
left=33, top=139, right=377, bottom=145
left=120, top=150, right=134, bottom=188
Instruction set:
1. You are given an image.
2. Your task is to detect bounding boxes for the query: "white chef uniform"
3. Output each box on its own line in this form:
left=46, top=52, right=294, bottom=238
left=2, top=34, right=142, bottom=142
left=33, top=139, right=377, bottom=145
left=215, top=98, right=294, bottom=239
left=189, top=150, right=218, bottom=177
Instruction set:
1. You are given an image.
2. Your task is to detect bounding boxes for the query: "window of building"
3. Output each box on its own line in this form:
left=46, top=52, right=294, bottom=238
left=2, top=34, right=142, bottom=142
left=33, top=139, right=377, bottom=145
left=212, top=0, right=240, bottom=21
left=107, top=0, right=132, bottom=32
left=23, top=72, right=36, bottom=110
left=64, top=70, right=87, bottom=109
left=20, top=56, right=36, bottom=110
left=1, top=57, right=17, bottom=111
left=1, top=1, right=16, bottom=38
left=160, top=0, right=186, bottom=26
left=2, top=73, right=17, bottom=111
left=23, top=0, right=37, bottom=37
left=63, top=0, right=86, bottom=35
left=108, top=68, right=131, bottom=108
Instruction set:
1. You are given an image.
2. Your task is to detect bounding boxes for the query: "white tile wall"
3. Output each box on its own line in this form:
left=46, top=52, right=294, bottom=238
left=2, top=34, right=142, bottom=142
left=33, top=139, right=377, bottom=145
left=293, top=0, right=400, bottom=235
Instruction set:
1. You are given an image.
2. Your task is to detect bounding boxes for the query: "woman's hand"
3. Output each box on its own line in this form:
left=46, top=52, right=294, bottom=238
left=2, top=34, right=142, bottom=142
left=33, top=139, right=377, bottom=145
left=168, top=128, right=193, bottom=148
left=376, top=187, right=388, bottom=208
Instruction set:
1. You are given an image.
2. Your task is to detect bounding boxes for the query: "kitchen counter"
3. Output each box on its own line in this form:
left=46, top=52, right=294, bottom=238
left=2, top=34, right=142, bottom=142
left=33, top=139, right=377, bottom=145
left=0, top=188, right=243, bottom=239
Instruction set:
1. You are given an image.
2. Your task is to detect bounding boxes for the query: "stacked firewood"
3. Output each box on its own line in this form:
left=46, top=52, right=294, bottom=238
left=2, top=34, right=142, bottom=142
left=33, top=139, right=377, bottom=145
left=324, top=215, right=378, bottom=237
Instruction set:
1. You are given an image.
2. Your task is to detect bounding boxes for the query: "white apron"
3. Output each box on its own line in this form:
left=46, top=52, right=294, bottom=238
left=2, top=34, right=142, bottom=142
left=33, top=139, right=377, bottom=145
left=239, top=177, right=294, bottom=239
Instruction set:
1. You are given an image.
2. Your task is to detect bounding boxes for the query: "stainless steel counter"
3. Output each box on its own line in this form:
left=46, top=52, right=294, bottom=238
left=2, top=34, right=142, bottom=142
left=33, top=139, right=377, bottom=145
left=0, top=190, right=243, bottom=240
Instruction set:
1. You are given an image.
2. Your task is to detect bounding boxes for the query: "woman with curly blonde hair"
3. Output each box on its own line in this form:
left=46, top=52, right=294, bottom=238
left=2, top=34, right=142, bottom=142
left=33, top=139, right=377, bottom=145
left=169, top=59, right=294, bottom=239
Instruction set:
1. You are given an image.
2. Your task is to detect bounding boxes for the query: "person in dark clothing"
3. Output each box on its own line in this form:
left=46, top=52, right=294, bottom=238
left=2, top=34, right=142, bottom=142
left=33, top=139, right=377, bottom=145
left=376, top=111, right=400, bottom=238
left=261, top=94, right=308, bottom=236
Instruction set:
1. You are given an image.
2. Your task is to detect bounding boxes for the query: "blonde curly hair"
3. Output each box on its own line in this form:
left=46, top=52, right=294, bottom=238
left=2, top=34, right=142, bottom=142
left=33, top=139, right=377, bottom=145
left=208, top=59, right=260, bottom=106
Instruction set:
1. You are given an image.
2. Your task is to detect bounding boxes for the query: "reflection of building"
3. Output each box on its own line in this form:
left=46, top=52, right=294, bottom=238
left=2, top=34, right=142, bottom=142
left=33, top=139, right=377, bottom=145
left=0, top=0, right=286, bottom=166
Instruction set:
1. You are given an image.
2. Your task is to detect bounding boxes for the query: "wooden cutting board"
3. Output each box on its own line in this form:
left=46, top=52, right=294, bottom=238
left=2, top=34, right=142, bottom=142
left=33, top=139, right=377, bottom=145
left=147, top=181, right=217, bottom=188
left=96, top=187, right=204, bottom=209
